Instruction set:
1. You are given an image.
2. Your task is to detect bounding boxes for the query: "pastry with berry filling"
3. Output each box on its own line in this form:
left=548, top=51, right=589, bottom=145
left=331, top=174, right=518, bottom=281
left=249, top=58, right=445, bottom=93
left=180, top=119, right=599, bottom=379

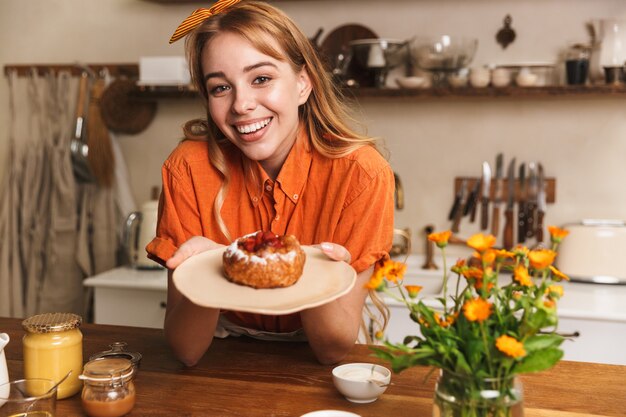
left=222, top=231, right=306, bottom=289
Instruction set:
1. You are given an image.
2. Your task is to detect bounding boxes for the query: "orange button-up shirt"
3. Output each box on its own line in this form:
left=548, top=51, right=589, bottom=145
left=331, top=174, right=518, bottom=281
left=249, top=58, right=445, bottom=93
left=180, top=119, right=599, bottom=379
left=147, top=131, right=394, bottom=332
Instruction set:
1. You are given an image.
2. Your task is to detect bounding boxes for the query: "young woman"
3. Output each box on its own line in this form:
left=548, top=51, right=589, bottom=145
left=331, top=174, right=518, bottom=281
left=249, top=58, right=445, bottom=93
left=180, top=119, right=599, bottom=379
left=147, top=0, right=394, bottom=366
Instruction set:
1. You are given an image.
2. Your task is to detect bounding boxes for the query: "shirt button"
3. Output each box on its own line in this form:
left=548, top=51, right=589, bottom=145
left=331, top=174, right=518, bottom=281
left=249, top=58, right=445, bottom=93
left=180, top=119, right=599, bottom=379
left=293, top=194, right=298, bottom=200
left=274, top=215, right=280, bottom=221
left=265, top=185, right=273, bottom=192
left=252, top=196, right=258, bottom=202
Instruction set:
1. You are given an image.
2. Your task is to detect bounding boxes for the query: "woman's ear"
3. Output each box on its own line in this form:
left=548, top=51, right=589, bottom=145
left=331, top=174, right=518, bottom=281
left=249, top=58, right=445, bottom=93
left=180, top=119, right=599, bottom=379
left=297, top=67, right=313, bottom=105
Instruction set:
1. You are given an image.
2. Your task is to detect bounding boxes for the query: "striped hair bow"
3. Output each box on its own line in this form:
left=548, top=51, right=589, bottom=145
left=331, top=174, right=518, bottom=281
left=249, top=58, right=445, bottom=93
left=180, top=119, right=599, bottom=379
left=169, top=0, right=242, bottom=44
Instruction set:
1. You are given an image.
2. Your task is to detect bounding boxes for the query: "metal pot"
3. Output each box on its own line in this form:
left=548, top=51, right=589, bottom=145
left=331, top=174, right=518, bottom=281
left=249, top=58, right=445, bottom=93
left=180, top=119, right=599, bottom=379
left=556, top=219, right=626, bottom=284
left=339, top=38, right=409, bottom=88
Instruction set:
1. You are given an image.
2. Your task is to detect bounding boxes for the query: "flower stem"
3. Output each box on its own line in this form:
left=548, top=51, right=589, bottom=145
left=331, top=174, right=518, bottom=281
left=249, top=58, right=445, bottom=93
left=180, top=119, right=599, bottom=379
left=479, top=322, right=494, bottom=375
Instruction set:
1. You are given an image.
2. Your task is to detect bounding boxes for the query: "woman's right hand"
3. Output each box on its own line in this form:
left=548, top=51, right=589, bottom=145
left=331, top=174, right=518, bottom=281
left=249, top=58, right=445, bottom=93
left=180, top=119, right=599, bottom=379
left=166, top=236, right=224, bottom=269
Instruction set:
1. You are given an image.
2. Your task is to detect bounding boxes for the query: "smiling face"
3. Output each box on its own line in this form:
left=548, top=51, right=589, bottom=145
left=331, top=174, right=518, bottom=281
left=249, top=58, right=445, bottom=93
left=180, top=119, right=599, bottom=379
left=201, top=31, right=312, bottom=178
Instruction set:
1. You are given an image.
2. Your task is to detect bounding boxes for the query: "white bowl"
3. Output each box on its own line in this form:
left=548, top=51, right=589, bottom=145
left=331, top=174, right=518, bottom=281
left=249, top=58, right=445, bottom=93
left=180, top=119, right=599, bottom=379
left=300, top=411, right=361, bottom=417
left=332, top=363, right=391, bottom=403
left=395, top=76, right=428, bottom=89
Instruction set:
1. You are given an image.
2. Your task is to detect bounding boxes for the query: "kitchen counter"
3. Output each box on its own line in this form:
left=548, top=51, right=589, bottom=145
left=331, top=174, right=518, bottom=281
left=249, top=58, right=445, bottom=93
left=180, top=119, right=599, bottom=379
left=1, top=317, right=625, bottom=416
left=84, top=262, right=626, bottom=322
left=84, top=263, right=626, bottom=364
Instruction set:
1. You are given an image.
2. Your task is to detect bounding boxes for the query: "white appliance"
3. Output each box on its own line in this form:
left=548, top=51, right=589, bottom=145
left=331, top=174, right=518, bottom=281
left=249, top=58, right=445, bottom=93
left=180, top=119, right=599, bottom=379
left=556, top=219, right=626, bottom=284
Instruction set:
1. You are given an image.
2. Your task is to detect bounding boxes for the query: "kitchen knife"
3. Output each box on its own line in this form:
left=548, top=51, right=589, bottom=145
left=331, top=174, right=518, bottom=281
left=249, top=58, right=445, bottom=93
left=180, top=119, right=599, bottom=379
left=517, top=163, right=527, bottom=244
left=451, top=179, right=468, bottom=233
left=490, top=153, right=504, bottom=237
left=480, top=161, right=492, bottom=231
left=525, top=162, right=538, bottom=239
left=503, top=158, right=516, bottom=249
left=536, top=163, right=546, bottom=243
left=466, top=180, right=480, bottom=222
left=448, top=180, right=464, bottom=221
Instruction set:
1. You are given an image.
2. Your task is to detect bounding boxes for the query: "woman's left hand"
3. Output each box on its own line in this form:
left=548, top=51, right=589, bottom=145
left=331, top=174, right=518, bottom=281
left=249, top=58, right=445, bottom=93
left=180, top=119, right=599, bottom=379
left=317, top=242, right=351, bottom=263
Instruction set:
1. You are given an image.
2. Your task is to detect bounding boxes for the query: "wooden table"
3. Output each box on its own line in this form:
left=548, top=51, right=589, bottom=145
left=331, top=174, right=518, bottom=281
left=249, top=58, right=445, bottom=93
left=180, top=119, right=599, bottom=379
left=1, top=317, right=624, bottom=416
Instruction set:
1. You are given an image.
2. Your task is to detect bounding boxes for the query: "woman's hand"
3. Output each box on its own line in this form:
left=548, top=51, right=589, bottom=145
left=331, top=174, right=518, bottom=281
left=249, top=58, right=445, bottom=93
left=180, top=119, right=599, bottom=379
left=164, top=236, right=223, bottom=367
left=317, top=242, right=352, bottom=263
left=166, top=236, right=224, bottom=269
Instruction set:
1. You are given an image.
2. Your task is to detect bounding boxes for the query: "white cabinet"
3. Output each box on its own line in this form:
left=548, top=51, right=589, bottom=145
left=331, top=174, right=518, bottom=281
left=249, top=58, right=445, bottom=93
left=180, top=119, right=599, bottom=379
left=84, top=267, right=168, bottom=329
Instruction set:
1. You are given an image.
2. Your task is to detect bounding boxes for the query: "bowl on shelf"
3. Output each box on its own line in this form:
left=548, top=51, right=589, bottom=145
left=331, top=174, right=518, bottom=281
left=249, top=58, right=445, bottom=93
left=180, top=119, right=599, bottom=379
left=395, top=75, right=431, bottom=89
left=409, top=35, right=478, bottom=85
left=342, top=38, right=410, bottom=88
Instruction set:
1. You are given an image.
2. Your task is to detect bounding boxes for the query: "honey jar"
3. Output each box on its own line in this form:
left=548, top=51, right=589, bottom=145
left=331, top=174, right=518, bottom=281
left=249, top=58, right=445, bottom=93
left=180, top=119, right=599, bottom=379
left=22, top=312, right=83, bottom=399
left=79, top=358, right=136, bottom=417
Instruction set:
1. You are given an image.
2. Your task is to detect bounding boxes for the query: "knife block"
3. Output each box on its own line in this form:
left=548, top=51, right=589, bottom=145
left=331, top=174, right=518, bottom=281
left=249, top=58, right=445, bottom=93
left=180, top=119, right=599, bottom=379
left=453, top=177, right=556, bottom=203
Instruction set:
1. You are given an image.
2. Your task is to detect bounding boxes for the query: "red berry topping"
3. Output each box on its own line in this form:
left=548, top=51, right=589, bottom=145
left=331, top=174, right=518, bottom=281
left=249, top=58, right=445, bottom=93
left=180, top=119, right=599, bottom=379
left=239, top=231, right=283, bottom=252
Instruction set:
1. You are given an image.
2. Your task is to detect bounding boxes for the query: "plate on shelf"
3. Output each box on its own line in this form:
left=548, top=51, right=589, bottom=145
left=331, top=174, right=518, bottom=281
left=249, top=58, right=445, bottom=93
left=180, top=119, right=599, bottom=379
left=173, top=246, right=357, bottom=315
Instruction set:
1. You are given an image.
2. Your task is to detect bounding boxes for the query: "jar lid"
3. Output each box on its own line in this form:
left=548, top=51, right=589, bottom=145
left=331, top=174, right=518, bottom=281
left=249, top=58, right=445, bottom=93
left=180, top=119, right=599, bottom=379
left=22, top=312, right=82, bottom=333
left=89, top=342, right=142, bottom=368
left=80, top=358, right=134, bottom=383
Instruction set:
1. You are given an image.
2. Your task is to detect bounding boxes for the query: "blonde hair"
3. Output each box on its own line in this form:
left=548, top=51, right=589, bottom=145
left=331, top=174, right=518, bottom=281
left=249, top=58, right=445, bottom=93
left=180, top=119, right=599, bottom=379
left=182, top=1, right=388, bottom=338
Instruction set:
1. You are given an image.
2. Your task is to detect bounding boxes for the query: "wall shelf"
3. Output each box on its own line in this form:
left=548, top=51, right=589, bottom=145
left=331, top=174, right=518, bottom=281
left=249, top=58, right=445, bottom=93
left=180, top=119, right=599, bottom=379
left=129, top=83, right=626, bottom=101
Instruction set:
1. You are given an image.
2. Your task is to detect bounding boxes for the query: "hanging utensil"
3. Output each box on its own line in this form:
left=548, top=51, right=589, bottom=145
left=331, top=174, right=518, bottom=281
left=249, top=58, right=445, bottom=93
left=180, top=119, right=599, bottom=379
left=70, top=72, right=94, bottom=183
left=86, top=72, right=115, bottom=187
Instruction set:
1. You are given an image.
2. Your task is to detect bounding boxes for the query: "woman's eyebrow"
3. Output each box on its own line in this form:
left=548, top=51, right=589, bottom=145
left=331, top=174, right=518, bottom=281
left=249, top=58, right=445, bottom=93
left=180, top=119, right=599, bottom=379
left=203, top=61, right=278, bottom=83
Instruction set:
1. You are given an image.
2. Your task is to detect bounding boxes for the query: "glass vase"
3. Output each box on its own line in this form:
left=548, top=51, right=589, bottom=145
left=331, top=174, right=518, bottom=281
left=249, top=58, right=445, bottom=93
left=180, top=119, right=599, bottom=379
left=433, top=369, right=524, bottom=417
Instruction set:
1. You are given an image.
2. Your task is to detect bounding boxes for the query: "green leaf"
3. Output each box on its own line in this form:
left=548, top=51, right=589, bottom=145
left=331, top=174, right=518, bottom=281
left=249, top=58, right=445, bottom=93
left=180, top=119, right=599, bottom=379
left=514, top=347, right=563, bottom=374
left=452, top=349, right=472, bottom=374
left=524, top=334, right=564, bottom=352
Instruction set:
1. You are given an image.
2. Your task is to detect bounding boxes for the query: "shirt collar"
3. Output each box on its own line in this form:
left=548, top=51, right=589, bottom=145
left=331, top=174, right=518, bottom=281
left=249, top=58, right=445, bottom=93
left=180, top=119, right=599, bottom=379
left=244, top=128, right=312, bottom=205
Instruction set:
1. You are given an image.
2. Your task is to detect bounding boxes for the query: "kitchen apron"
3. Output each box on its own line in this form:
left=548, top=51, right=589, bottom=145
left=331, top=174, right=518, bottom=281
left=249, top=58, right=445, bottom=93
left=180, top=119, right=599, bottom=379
left=21, top=73, right=54, bottom=317
left=38, top=72, right=84, bottom=315
left=0, top=71, right=25, bottom=317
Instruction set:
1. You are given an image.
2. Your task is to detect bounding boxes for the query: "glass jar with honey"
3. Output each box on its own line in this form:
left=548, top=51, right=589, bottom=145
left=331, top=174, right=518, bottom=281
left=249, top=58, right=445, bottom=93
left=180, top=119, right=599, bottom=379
left=79, top=358, right=136, bottom=417
left=22, top=312, right=83, bottom=399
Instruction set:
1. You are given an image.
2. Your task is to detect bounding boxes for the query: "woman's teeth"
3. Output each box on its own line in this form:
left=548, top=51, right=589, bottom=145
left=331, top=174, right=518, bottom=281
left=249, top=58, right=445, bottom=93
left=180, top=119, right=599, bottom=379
left=236, top=118, right=270, bottom=134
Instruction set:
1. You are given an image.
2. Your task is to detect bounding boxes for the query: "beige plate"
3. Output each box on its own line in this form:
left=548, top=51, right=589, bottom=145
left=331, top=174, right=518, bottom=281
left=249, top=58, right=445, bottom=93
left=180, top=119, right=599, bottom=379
left=173, top=246, right=357, bottom=315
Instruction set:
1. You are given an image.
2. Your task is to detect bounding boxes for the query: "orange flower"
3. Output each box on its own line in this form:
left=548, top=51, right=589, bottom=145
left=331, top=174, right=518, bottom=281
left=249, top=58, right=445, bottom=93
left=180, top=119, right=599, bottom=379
left=374, top=330, right=385, bottom=340
left=451, top=258, right=466, bottom=274
left=548, top=226, right=569, bottom=243
left=545, top=284, right=564, bottom=299
left=434, top=313, right=456, bottom=328
left=462, top=267, right=484, bottom=280
left=428, top=230, right=452, bottom=248
left=467, top=233, right=497, bottom=252
left=512, top=245, right=529, bottom=258
left=385, top=260, right=407, bottom=283
left=472, top=278, right=494, bottom=292
left=549, top=265, right=569, bottom=281
left=528, top=249, right=557, bottom=270
left=374, top=259, right=406, bottom=284
left=513, top=265, right=533, bottom=287
left=463, top=297, right=492, bottom=322
left=365, top=271, right=384, bottom=290
left=482, top=249, right=496, bottom=265
left=496, top=335, right=526, bottom=358
left=543, top=299, right=556, bottom=309
left=405, top=285, right=423, bottom=298
left=494, top=249, right=514, bottom=260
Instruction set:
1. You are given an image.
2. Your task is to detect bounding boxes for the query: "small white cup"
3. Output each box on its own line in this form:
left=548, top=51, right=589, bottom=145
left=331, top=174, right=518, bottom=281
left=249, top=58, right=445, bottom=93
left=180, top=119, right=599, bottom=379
left=516, top=67, right=538, bottom=87
left=491, top=68, right=511, bottom=87
left=469, top=67, right=491, bottom=88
